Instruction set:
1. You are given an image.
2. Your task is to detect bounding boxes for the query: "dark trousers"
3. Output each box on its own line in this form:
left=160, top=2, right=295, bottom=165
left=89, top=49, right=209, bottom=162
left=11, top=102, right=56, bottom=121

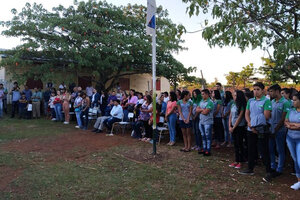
left=233, top=126, right=246, bottom=162
left=3, top=99, right=7, bottom=114
left=133, top=120, right=144, bottom=138
left=51, top=108, right=56, bottom=118
left=11, top=101, right=19, bottom=117
left=19, top=103, right=27, bottom=119
left=80, top=108, right=89, bottom=128
left=213, top=117, right=224, bottom=143
left=104, top=117, right=121, bottom=131
left=247, top=131, right=271, bottom=173
left=143, top=120, right=153, bottom=138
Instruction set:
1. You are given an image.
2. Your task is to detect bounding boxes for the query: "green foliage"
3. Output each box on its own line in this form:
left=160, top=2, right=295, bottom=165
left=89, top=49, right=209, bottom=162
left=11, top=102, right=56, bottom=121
left=0, top=0, right=191, bottom=90
left=183, top=0, right=300, bottom=83
left=225, top=63, right=255, bottom=87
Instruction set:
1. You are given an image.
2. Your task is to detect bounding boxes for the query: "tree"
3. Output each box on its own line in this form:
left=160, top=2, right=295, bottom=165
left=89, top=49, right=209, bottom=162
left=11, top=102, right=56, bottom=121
left=258, top=57, right=284, bottom=85
left=0, top=0, right=190, bottom=91
left=239, top=63, right=255, bottom=88
left=225, top=71, right=240, bottom=88
left=183, top=0, right=300, bottom=83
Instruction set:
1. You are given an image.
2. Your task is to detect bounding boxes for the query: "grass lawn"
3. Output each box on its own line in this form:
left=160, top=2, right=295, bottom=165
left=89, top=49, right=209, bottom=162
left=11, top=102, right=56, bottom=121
left=0, top=118, right=298, bottom=199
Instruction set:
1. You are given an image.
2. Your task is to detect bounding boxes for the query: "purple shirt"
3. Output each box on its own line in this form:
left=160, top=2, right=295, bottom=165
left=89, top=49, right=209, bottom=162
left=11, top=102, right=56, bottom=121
left=128, top=96, right=138, bottom=104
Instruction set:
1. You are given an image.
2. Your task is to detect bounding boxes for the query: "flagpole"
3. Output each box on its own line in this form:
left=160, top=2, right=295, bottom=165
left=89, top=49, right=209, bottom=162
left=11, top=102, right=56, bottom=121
left=152, top=30, right=157, bottom=155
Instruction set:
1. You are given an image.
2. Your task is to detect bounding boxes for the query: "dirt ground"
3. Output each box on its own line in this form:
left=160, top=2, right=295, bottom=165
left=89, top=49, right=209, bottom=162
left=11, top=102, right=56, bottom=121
left=1, top=130, right=299, bottom=199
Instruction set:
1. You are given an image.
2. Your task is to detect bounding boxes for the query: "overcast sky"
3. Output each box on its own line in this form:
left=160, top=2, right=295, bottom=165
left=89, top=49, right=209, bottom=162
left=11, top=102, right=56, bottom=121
left=0, top=0, right=267, bottom=84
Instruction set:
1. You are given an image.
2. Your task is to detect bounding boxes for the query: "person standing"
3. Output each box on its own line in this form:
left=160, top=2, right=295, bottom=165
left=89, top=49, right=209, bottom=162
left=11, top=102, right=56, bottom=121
left=165, top=91, right=177, bottom=146
left=91, top=88, right=100, bottom=108
left=80, top=92, right=91, bottom=130
left=228, top=90, right=247, bottom=169
left=0, top=84, right=4, bottom=118
left=239, top=82, right=273, bottom=183
left=197, top=89, right=214, bottom=156
left=192, top=89, right=202, bottom=151
left=10, top=84, right=21, bottom=118
left=222, top=91, right=233, bottom=147
left=31, top=88, right=42, bottom=119
left=22, top=85, right=32, bottom=101
left=285, top=92, right=300, bottom=190
left=43, top=87, right=51, bottom=117
left=53, top=90, right=63, bottom=122
left=212, top=90, right=224, bottom=148
left=268, top=84, right=291, bottom=177
left=74, top=91, right=82, bottom=128
left=177, top=91, right=193, bottom=152
left=18, top=93, right=28, bottom=119
left=62, top=88, right=71, bottom=124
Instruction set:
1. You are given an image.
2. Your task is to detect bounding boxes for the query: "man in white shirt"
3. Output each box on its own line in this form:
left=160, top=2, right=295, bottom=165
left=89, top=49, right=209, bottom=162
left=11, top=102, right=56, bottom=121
left=103, top=99, right=123, bottom=132
left=163, top=92, right=169, bottom=103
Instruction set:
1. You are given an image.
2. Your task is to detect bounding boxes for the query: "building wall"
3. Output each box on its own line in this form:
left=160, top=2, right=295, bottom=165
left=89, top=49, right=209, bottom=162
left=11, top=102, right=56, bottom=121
left=129, top=73, right=170, bottom=93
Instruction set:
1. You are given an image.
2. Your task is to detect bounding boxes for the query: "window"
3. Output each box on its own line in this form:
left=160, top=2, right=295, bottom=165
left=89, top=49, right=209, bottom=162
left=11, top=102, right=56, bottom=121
left=156, top=78, right=161, bottom=91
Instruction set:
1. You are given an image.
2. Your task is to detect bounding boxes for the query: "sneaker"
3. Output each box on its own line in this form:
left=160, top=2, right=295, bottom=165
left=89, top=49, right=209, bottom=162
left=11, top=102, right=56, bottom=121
left=51, top=118, right=56, bottom=121
left=235, top=163, right=242, bottom=169
left=204, top=151, right=211, bottom=156
left=238, top=169, right=254, bottom=175
left=290, top=182, right=300, bottom=190
left=63, top=121, right=69, bottom=124
left=229, top=163, right=238, bottom=168
left=262, top=173, right=272, bottom=183
left=75, top=126, right=80, bottom=129
left=106, top=133, right=114, bottom=136
left=91, top=129, right=98, bottom=132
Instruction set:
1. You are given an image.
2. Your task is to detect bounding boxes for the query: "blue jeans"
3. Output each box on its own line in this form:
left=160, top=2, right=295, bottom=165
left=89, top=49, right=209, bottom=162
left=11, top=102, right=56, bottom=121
left=222, top=117, right=231, bottom=142
left=269, top=128, right=286, bottom=172
left=193, top=116, right=202, bottom=148
left=199, top=124, right=213, bottom=152
left=0, top=101, right=3, bottom=117
left=54, top=103, right=63, bottom=121
left=286, top=135, right=300, bottom=178
left=123, top=109, right=129, bottom=122
left=75, top=111, right=82, bottom=127
left=167, top=113, right=177, bottom=142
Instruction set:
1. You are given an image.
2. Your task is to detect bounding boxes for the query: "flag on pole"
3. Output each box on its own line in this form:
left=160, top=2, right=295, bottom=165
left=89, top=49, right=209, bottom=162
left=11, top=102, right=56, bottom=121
left=146, top=0, right=156, bottom=35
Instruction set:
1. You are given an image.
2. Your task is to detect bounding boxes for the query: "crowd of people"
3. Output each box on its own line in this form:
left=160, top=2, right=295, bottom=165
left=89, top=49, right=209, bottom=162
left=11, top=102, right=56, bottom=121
left=0, top=81, right=299, bottom=190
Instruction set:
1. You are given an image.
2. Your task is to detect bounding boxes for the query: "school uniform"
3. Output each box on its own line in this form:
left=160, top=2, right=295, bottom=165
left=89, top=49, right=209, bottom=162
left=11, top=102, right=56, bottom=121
left=199, top=98, right=214, bottom=152
left=285, top=108, right=300, bottom=179
left=269, top=97, right=291, bottom=173
left=246, top=96, right=272, bottom=173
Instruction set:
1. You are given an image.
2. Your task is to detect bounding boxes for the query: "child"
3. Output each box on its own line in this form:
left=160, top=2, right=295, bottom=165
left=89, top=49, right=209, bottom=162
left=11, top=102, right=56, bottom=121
left=18, top=93, right=28, bottom=119
left=27, top=100, right=33, bottom=119
left=49, top=92, right=56, bottom=121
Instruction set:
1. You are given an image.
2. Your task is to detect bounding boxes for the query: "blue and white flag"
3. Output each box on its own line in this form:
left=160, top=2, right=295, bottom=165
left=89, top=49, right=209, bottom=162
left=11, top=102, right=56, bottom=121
left=146, top=0, right=156, bottom=35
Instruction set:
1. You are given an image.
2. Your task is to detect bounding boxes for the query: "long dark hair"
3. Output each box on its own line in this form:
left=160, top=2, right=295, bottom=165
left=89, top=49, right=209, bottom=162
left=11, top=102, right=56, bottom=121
left=180, top=90, right=190, bottom=100
left=223, top=91, right=233, bottom=106
left=169, top=91, right=177, bottom=102
left=235, top=90, right=247, bottom=115
left=146, top=95, right=152, bottom=104
left=213, top=90, right=221, bottom=100
left=192, top=89, right=202, bottom=104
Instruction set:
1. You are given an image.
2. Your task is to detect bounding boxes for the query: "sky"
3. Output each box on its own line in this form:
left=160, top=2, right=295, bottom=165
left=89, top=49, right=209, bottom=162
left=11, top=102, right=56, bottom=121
left=0, top=0, right=267, bottom=84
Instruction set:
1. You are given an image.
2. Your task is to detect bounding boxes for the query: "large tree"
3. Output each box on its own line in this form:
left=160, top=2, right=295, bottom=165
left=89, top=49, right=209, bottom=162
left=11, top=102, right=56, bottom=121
left=183, top=0, right=300, bottom=83
left=0, top=0, right=189, bottom=91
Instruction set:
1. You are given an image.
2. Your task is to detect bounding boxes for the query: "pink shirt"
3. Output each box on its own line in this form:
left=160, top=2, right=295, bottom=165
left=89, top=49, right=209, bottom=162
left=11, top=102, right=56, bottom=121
left=128, top=96, right=138, bottom=104
left=166, top=101, right=177, bottom=115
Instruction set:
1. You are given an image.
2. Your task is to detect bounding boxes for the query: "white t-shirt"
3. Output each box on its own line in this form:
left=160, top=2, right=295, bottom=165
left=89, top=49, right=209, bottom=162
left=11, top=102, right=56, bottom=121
left=110, top=105, right=123, bottom=120
left=49, top=96, right=55, bottom=108
left=27, top=104, right=33, bottom=111
left=164, top=97, right=169, bottom=103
